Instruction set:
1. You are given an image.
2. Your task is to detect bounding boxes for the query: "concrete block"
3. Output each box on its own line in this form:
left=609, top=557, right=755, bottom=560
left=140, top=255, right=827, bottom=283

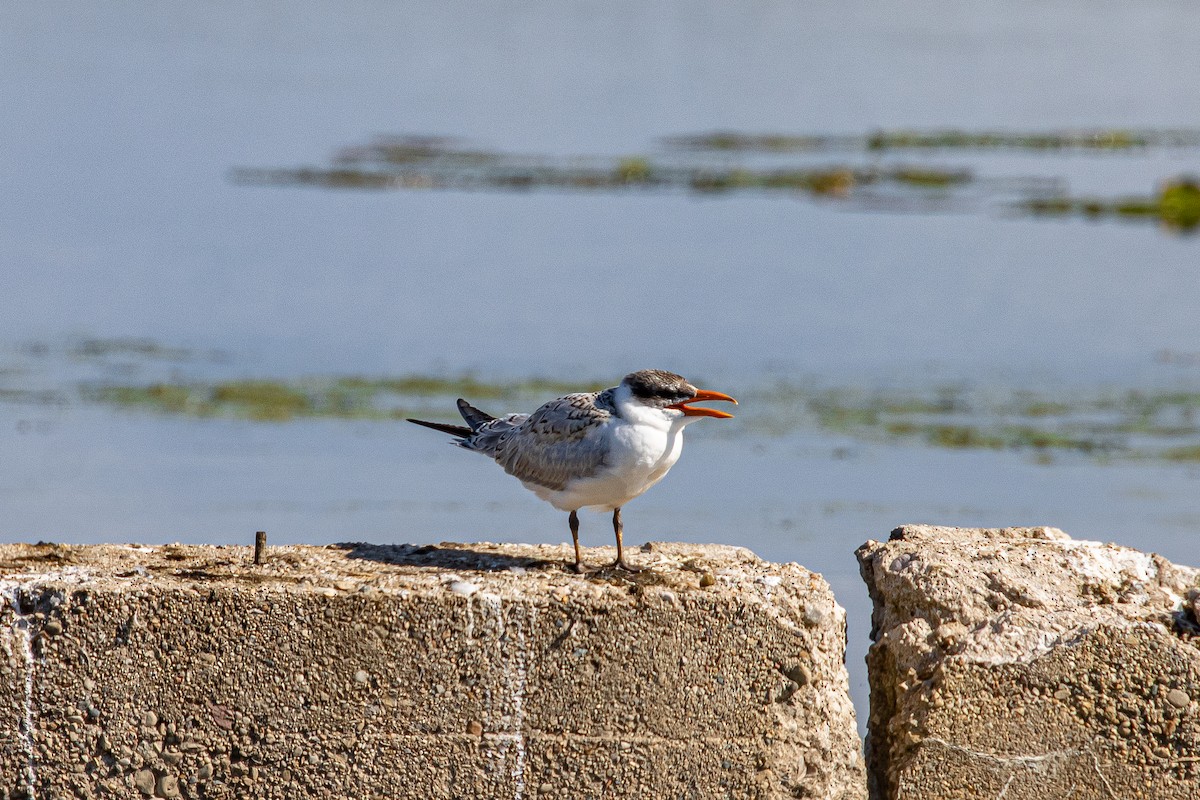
left=857, top=525, right=1200, bottom=800
left=0, top=540, right=865, bottom=799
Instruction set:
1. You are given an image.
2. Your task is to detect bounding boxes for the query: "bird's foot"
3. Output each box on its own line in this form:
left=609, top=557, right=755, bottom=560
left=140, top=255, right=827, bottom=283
left=568, top=559, right=601, bottom=574
left=602, top=558, right=643, bottom=573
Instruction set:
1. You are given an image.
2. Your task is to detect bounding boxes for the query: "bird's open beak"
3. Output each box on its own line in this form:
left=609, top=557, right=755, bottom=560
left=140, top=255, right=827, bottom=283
left=668, top=389, right=738, bottom=418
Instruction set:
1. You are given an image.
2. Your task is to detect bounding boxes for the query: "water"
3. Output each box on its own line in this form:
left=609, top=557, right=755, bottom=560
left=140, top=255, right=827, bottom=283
left=4, top=1, right=1200, bottom=734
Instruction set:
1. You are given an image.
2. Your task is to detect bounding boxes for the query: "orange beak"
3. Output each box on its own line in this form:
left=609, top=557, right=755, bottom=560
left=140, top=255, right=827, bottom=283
left=668, top=389, right=738, bottom=418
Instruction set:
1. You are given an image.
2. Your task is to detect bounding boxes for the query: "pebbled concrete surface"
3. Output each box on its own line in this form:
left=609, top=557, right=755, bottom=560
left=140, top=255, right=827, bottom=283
left=857, top=525, right=1200, bottom=800
left=0, top=540, right=865, bottom=799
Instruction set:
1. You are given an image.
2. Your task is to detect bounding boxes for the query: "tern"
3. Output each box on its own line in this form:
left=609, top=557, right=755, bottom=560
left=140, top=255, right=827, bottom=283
left=407, top=369, right=737, bottom=572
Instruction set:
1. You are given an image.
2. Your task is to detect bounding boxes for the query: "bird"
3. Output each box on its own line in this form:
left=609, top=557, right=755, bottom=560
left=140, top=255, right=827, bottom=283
left=406, top=369, right=737, bottom=573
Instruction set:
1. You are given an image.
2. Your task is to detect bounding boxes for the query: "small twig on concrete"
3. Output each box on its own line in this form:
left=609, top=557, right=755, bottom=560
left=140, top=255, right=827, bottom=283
left=254, top=531, right=267, bottom=565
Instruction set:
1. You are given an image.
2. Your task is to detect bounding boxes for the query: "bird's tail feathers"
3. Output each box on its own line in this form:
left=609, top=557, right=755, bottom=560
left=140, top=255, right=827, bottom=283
left=406, top=418, right=473, bottom=438
left=456, top=399, right=496, bottom=431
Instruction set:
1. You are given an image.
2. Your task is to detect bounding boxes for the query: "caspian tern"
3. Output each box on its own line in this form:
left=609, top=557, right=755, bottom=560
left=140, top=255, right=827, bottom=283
left=407, top=369, right=737, bottom=572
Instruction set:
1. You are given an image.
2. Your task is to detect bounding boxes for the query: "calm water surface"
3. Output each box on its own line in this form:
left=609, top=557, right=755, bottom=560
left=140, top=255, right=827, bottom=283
left=4, top=1, right=1200, bottom=731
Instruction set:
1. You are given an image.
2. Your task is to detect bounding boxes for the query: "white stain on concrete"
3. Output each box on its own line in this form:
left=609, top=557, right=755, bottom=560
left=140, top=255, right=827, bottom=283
left=3, top=583, right=39, bottom=800
left=478, top=593, right=531, bottom=800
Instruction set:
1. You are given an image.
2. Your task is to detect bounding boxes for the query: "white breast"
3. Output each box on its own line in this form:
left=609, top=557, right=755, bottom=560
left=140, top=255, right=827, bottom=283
left=529, top=404, right=688, bottom=512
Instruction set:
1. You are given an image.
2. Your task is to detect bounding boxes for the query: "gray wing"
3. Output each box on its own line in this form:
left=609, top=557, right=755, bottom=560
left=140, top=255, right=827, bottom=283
left=469, top=392, right=614, bottom=491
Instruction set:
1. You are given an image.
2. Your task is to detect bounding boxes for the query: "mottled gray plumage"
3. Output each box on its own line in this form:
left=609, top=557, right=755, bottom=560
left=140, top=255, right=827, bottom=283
left=452, top=390, right=617, bottom=491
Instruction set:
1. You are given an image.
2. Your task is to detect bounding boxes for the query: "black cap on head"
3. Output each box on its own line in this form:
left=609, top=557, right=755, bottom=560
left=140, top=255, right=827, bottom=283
left=622, top=369, right=696, bottom=405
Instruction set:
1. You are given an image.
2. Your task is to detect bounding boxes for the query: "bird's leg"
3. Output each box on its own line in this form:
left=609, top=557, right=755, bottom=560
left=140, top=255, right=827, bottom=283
left=608, top=507, right=642, bottom=572
left=568, top=510, right=597, bottom=574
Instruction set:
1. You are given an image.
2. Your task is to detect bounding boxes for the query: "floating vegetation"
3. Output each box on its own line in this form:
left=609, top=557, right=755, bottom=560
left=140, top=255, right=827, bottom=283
left=83, top=381, right=323, bottom=421
left=334, top=135, right=498, bottom=167
left=69, top=337, right=203, bottom=362
left=70, top=370, right=1200, bottom=463
left=81, top=375, right=610, bottom=422
left=863, top=129, right=1200, bottom=152
left=613, top=156, right=653, bottom=184
left=1164, top=445, right=1200, bottom=462
left=15, top=336, right=1200, bottom=462
left=664, top=128, right=1200, bottom=153
left=663, top=132, right=835, bottom=152
left=232, top=136, right=972, bottom=204
left=753, top=384, right=1200, bottom=462
left=232, top=130, right=1200, bottom=235
left=1159, top=179, right=1200, bottom=230
left=889, top=167, right=975, bottom=188
left=1015, top=177, right=1200, bottom=233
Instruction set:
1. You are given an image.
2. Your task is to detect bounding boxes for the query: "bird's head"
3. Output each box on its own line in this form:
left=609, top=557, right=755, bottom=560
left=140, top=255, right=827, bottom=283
left=617, top=369, right=738, bottom=423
